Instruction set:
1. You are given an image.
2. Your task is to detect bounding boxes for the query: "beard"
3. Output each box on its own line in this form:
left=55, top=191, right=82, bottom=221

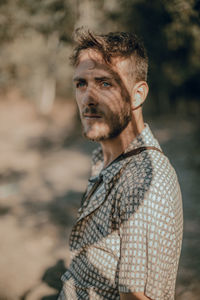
left=81, top=105, right=132, bottom=142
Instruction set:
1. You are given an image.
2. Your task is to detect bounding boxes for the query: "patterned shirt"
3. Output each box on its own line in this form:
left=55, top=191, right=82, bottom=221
left=59, top=123, right=183, bottom=300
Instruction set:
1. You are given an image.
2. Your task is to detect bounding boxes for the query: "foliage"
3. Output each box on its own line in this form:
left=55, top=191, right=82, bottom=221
left=0, top=0, right=199, bottom=114
left=0, top=0, right=75, bottom=102
left=106, top=0, right=200, bottom=112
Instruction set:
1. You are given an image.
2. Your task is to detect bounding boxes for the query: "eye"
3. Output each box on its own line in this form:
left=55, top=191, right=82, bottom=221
left=101, top=81, right=112, bottom=87
left=76, top=81, right=86, bottom=88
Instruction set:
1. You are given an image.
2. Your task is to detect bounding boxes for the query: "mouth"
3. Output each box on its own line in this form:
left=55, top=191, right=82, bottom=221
left=83, top=114, right=102, bottom=119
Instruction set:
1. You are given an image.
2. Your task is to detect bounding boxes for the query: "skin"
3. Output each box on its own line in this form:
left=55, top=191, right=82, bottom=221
left=74, top=49, right=149, bottom=168
left=74, top=49, right=151, bottom=300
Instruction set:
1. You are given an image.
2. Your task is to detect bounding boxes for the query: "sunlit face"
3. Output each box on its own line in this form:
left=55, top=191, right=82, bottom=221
left=73, top=50, right=132, bottom=142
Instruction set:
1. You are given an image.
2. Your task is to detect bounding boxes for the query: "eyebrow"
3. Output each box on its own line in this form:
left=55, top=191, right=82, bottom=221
left=73, top=76, right=113, bottom=82
left=95, top=76, right=113, bottom=82
left=73, top=76, right=85, bottom=82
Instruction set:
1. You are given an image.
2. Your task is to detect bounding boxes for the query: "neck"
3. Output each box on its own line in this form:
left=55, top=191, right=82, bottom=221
left=100, top=110, right=145, bottom=168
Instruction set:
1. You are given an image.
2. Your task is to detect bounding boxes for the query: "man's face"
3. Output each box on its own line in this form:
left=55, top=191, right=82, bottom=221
left=73, top=50, right=133, bottom=142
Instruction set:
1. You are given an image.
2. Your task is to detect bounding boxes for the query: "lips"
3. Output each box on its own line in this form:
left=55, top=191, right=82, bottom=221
left=83, top=114, right=102, bottom=119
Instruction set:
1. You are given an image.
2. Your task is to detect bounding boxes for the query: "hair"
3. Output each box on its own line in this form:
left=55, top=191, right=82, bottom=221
left=70, top=28, right=148, bottom=82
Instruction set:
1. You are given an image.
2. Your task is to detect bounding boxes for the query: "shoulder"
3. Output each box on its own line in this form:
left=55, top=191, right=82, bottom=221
left=122, top=149, right=178, bottom=191
left=116, top=150, right=181, bottom=214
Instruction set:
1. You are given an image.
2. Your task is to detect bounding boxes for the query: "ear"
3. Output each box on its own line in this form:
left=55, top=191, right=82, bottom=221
left=131, top=81, right=149, bottom=110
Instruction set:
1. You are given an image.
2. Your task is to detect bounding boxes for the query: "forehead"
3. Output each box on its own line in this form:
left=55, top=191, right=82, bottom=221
left=74, top=50, right=113, bottom=79
left=73, top=50, right=135, bottom=90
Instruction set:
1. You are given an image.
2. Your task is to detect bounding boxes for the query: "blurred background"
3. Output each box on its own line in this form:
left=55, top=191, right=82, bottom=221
left=0, top=0, right=199, bottom=299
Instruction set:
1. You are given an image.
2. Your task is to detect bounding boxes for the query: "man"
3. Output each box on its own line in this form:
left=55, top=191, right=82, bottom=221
left=58, top=30, right=183, bottom=300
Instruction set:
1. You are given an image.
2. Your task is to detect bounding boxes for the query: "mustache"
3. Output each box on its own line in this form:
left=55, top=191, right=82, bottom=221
left=82, top=106, right=103, bottom=116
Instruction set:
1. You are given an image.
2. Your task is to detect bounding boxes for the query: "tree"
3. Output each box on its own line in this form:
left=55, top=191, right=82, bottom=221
left=0, top=0, right=75, bottom=113
left=106, top=0, right=200, bottom=114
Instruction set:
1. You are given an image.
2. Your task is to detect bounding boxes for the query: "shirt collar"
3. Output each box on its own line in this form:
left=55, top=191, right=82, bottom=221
left=90, top=123, right=161, bottom=185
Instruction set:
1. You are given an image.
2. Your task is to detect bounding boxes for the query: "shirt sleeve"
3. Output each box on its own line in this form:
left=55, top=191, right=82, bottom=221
left=118, top=189, right=177, bottom=300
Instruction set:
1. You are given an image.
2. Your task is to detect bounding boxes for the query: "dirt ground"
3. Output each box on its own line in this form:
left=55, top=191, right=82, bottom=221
left=0, top=92, right=199, bottom=300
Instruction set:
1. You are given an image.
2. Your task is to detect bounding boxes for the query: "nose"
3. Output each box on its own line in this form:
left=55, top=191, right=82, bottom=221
left=82, top=85, right=97, bottom=106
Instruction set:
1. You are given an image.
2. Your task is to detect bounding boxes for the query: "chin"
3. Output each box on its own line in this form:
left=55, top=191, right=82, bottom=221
left=82, top=123, right=110, bottom=142
left=82, top=121, right=127, bottom=142
left=83, top=129, right=122, bottom=142
left=83, top=131, right=107, bottom=142
left=82, top=128, right=108, bottom=141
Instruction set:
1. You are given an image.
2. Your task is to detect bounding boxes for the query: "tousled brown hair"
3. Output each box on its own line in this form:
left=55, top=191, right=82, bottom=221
left=70, top=28, right=148, bottom=82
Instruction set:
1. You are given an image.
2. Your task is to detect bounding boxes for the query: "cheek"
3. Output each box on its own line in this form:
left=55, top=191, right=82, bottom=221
left=75, top=98, right=82, bottom=116
left=101, top=89, right=122, bottom=108
left=106, top=95, right=127, bottom=113
left=75, top=91, right=82, bottom=106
